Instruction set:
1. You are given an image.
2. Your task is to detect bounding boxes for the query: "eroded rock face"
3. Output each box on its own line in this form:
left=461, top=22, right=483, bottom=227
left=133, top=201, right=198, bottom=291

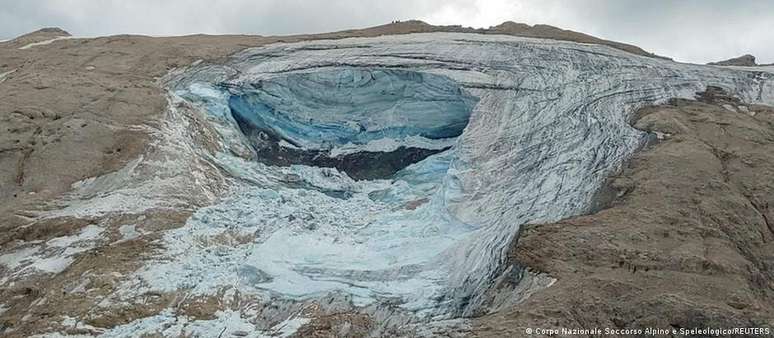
left=709, top=54, right=758, bottom=66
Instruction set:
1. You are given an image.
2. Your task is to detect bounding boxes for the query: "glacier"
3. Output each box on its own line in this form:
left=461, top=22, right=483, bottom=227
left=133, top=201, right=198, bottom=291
left=159, top=32, right=773, bottom=316
left=25, top=32, right=774, bottom=335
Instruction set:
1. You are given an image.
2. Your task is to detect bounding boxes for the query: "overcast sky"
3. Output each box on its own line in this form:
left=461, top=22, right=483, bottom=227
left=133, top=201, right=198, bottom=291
left=1, top=0, right=773, bottom=64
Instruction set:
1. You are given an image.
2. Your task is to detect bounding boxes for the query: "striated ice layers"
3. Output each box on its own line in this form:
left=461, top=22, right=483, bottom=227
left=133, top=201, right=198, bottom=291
left=127, top=32, right=774, bottom=323
left=227, top=68, right=478, bottom=180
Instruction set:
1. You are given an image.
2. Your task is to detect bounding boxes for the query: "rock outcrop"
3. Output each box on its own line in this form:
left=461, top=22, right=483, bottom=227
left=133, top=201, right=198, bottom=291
left=709, top=54, right=758, bottom=66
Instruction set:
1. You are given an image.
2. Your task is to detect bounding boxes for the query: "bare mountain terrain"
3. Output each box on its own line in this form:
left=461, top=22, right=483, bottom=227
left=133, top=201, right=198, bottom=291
left=1, top=21, right=773, bottom=337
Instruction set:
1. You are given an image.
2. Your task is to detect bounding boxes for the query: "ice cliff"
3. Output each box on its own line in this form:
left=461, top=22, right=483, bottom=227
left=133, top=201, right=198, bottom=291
left=23, top=32, right=774, bottom=335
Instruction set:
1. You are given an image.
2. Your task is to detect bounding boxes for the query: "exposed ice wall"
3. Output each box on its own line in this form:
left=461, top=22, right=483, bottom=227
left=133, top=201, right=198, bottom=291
left=129, top=32, right=774, bottom=326
left=225, top=68, right=478, bottom=180
left=229, top=68, right=477, bottom=151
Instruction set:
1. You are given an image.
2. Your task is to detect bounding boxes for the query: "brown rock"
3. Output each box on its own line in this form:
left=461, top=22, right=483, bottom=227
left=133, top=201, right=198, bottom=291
left=708, top=54, right=758, bottom=66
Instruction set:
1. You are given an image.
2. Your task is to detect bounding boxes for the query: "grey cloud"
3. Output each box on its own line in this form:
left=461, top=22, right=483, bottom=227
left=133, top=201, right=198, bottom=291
left=1, top=0, right=772, bottom=64
left=547, top=0, right=774, bottom=64
left=0, top=0, right=434, bottom=37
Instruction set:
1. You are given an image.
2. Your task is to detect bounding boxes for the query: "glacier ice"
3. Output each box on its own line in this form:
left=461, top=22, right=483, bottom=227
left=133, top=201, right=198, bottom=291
left=66, top=32, right=774, bottom=333
left=222, top=68, right=478, bottom=180
left=228, top=68, right=477, bottom=150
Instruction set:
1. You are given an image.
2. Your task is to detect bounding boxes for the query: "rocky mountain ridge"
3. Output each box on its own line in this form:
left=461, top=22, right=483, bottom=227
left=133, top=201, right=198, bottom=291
left=709, top=54, right=774, bottom=67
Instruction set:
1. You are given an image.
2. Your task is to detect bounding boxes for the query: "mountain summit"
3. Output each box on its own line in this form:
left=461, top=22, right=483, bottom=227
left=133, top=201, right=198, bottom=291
left=708, top=54, right=758, bottom=66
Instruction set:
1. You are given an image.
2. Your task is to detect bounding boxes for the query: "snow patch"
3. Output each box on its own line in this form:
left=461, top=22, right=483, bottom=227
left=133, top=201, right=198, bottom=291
left=18, top=36, right=73, bottom=50
left=110, top=224, right=142, bottom=245
left=77, top=308, right=304, bottom=338
left=271, top=316, right=310, bottom=337
left=0, top=68, right=16, bottom=83
left=0, top=246, right=40, bottom=270
left=0, top=225, right=103, bottom=283
left=329, top=135, right=457, bottom=157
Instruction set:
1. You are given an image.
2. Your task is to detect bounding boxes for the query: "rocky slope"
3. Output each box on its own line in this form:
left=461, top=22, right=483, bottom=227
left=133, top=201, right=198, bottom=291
left=1, top=22, right=773, bottom=337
